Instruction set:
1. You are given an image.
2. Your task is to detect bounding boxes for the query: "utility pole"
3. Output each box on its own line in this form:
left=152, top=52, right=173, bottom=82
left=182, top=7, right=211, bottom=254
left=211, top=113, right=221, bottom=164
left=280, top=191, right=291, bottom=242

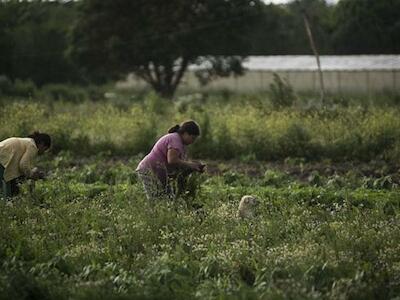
left=303, top=13, right=326, bottom=105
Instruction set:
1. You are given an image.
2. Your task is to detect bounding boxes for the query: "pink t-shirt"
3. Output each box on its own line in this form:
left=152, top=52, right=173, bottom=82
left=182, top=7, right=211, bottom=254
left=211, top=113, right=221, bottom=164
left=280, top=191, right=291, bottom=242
left=136, top=133, right=186, bottom=183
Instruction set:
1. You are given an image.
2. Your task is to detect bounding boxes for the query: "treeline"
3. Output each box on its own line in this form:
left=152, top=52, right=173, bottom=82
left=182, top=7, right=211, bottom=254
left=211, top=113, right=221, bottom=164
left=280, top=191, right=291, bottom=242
left=0, top=1, right=80, bottom=85
left=0, top=0, right=399, bottom=87
left=250, top=0, right=400, bottom=55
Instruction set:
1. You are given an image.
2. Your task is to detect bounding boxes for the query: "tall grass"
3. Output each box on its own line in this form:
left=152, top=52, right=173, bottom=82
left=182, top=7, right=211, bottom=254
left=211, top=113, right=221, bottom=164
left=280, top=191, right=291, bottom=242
left=1, top=91, right=400, bottom=299
left=1, top=92, right=400, bottom=162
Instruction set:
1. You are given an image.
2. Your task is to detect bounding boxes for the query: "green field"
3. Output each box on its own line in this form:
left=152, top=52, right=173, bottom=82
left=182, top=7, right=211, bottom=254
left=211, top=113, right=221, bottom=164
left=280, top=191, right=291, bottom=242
left=1, top=93, right=400, bottom=299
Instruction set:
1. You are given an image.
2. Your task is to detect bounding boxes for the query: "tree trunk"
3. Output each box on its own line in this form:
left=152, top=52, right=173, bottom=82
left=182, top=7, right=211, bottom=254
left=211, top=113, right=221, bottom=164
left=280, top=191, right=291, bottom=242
left=136, top=58, right=189, bottom=99
left=155, top=85, right=175, bottom=99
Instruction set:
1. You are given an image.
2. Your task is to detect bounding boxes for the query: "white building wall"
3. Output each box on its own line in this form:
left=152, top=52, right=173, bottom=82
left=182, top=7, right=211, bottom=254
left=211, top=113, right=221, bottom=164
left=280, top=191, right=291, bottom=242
left=181, top=70, right=400, bottom=94
left=118, top=70, right=400, bottom=94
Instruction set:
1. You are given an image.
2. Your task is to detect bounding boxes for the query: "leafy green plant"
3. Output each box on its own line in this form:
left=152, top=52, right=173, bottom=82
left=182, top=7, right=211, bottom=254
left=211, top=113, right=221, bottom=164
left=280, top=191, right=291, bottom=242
left=0, top=75, right=13, bottom=95
left=41, top=84, right=87, bottom=103
left=7, top=79, right=38, bottom=98
left=0, top=154, right=399, bottom=299
left=269, top=73, right=296, bottom=108
left=2, top=93, right=400, bottom=162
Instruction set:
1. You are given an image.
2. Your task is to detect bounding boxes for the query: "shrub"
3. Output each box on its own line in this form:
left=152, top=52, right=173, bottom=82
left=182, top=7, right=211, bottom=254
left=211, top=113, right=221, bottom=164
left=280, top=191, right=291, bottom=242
left=41, top=84, right=87, bottom=103
left=0, top=103, right=45, bottom=138
left=1, top=92, right=400, bottom=162
left=277, top=122, right=313, bottom=159
left=3, top=79, right=38, bottom=98
left=269, top=73, right=296, bottom=108
left=86, top=85, right=106, bottom=102
left=0, top=75, right=13, bottom=95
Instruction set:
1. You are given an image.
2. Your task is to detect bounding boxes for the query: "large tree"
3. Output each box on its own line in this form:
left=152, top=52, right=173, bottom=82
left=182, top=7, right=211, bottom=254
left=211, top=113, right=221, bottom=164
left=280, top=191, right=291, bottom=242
left=70, top=0, right=264, bottom=98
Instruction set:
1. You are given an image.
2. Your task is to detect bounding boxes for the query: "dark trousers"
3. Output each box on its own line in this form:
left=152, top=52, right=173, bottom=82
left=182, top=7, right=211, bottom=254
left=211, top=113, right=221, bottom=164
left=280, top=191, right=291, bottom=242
left=0, top=165, right=21, bottom=198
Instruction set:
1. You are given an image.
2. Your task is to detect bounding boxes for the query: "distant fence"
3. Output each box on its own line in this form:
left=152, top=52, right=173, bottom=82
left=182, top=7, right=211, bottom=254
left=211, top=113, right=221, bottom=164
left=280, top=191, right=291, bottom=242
left=118, top=70, right=400, bottom=95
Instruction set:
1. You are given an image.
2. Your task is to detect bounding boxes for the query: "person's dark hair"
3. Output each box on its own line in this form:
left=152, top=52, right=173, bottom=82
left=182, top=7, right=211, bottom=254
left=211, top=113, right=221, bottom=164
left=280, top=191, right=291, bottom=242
left=28, top=132, right=51, bottom=148
left=168, top=120, right=200, bottom=136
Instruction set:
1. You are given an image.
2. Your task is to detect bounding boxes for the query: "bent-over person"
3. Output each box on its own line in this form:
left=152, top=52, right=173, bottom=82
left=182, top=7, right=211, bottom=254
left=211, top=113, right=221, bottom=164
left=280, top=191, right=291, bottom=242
left=0, top=132, right=51, bottom=198
left=136, top=120, right=205, bottom=201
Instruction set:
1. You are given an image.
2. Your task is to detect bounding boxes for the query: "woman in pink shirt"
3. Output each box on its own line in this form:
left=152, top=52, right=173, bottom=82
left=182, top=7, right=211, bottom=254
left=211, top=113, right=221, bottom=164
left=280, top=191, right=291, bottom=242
left=136, top=120, right=205, bottom=200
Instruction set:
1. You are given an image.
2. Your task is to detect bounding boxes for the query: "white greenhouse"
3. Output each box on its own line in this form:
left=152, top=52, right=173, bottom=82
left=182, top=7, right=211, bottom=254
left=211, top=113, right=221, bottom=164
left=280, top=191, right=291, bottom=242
left=121, top=55, right=400, bottom=94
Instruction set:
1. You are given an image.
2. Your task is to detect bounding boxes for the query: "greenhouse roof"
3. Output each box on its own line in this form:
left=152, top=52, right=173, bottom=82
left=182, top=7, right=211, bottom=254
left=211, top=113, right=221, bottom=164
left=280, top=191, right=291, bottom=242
left=242, top=55, right=400, bottom=71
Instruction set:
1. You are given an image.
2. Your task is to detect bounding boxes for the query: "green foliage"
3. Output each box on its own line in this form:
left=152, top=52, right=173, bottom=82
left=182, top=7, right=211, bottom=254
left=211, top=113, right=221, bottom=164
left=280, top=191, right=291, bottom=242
left=6, top=79, right=38, bottom=98
left=0, top=153, right=399, bottom=299
left=263, top=169, right=290, bottom=187
left=0, top=81, right=108, bottom=103
left=269, top=73, right=296, bottom=109
left=2, top=93, right=400, bottom=162
left=40, top=84, right=88, bottom=103
left=0, top=102, right=45, bottom=137
left=277, top=122, right=314, bottom=158
left=0, top=75, right=13, bottom=95
left=143, top=92, right=170, bottom=115
left=194, top=56, right=246, bottom=87
left=70, top=0, right=263, bottom=97
left=0, top=1, right=80, bottom=85
left=1, top=0, right=399, bottom=95
left=333, top=0, right=400, bottom=54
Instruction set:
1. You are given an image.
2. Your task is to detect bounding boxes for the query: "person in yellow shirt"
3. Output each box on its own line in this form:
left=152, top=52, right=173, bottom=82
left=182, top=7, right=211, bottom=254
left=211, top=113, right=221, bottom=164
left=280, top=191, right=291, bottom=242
left=0, top=132, right=51, bottom=198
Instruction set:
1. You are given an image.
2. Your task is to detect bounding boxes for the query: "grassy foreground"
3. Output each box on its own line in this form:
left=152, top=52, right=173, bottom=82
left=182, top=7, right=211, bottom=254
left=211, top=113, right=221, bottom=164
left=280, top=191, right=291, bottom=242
left=0, top=153, right=399, bottom=299
left=1, top=93, right=400, bottom=299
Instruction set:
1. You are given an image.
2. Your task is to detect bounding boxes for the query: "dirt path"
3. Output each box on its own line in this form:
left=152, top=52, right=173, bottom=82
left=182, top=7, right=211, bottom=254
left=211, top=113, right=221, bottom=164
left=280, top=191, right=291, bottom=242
left=203, top=159, right=400, bottom=181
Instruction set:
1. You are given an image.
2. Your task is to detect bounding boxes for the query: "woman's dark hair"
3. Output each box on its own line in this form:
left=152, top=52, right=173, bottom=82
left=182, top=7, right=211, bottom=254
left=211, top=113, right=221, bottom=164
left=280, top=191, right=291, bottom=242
left=168, top=120, right=200, bottom=136
left=28, top=132, right=51, bottom=148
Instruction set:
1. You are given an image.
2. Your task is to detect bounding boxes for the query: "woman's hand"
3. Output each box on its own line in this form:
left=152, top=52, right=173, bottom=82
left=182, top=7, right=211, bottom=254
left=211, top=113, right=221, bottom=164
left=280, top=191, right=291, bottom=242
left=190, top=161, right=206, bottom=173
left=30, top=167, right=45, bottom=180
left=167, top=149, right=205, bottom=173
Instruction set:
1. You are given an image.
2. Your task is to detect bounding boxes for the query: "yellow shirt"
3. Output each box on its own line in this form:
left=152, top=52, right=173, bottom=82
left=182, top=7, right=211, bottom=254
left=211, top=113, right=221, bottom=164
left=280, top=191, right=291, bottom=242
left=0, top=137, right=38, bottom=182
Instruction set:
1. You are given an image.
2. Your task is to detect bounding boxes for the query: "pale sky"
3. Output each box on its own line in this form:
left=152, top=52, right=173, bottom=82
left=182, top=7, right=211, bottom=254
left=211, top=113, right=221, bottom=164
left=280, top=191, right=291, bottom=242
left=263, top=0, right=338, bottom=4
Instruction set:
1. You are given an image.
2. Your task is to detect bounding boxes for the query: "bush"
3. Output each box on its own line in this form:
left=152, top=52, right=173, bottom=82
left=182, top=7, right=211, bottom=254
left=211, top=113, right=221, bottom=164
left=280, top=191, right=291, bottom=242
left=1, top=92, right=400, bottom=162
left=0, top=149, right=399, bottom=299
left=269, top=73, right=296, bottom=108
left=13, top=79, right=38, bottom=98
left=278, top=122, right=313, bottom=159
left=0, top=75, right=13, bottom=95
left=41, top=84, right=88, bottom=103
left=86, top=85, right=106, bottom=102
left=0, top=79, right=39, bottom=98
left=0, top=103, right=45, bottom=138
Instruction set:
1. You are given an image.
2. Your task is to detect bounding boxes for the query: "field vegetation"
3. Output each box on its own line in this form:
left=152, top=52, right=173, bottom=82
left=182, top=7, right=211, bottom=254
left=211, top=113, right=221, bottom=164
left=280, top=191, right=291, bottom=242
left=1, top=86, right=400, bottom=162
left=1, top=89, right=400, bottom=299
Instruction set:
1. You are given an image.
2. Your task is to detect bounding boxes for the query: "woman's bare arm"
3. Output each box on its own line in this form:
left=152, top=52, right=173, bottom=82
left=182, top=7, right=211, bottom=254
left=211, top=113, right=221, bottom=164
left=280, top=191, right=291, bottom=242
left=167, top=148, right=202, bottom=171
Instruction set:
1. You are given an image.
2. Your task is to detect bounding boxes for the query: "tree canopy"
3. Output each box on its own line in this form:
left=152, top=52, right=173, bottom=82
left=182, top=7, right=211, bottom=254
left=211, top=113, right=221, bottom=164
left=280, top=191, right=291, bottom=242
left=0, top=0, right=399, bottom=96
left=0, top=0, right=79, bottom=85
left=332, top=0, right=400, bottom=54
left=70, top=0, right=264, bottom=98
